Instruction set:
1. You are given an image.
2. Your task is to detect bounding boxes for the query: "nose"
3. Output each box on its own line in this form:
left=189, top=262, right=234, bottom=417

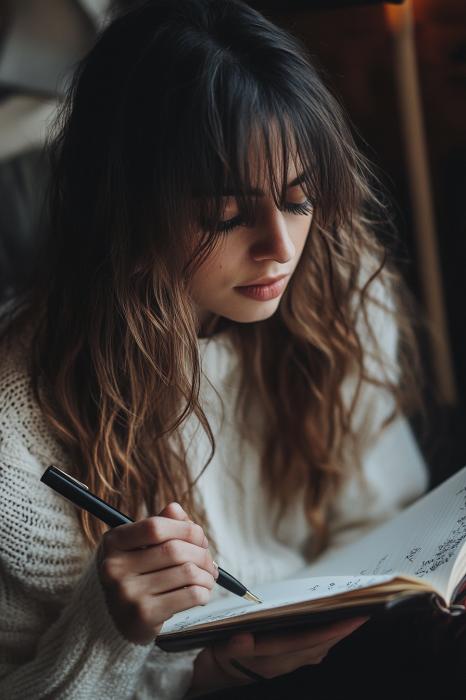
left=250, top=207, right=295, bottom=263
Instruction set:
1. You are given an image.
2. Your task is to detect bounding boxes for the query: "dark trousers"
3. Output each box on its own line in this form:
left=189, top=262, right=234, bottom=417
left=198, top=610, right=466, bottom=699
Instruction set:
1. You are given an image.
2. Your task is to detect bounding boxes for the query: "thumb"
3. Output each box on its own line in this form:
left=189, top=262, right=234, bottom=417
left=224, top=632, right=256, bottom=659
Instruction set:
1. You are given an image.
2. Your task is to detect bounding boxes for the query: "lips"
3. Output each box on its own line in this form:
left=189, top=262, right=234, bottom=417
left=235, top=276, right=288, bottom=301
left=237, top=273, right=289, bottom=287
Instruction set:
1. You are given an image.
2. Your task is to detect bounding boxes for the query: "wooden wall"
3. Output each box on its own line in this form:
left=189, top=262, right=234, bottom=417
left=257, top=0, right=466, bottom=480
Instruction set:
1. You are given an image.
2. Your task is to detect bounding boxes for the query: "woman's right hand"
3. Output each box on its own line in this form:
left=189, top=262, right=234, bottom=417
left=97, top=502, right=219, bottom=645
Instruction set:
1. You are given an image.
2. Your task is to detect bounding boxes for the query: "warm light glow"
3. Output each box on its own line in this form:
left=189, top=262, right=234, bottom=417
left=384, top=1, right=410, bottom=32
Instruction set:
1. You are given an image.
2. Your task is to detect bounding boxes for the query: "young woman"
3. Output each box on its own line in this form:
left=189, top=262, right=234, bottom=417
left=1, top=1, right=461, bottom=698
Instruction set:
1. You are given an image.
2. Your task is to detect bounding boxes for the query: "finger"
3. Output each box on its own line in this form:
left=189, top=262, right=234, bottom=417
left=277, top=629, right=355, bottom=667
left=271, top=628, right=358, bottom=668
left=257, top=643, right=332, bottom=674
left=130, top=562, right=217, bottom=596
left=148, top=582, right=213, bottom=625
left=252, top=617, right=370, bottom=657
left=158, top=502, right=191, bottom=522
left=216, top=632, right=256, bottom=660
left=106, top=510, right=209, bottom=551
left=214, top=618, right=368, bottom=663
left=158, top=505, right=214, bottom=554
left=124, top=538, right=218, bottom=577
left=156, top=503, right=211, bottom=552
left=228, top=632, right=256, bottom=656
left=211, top=633, right=258, bottom=682
left=226, top=635, right=344, bottom=681
left=220, top=643, right=329, bottom=683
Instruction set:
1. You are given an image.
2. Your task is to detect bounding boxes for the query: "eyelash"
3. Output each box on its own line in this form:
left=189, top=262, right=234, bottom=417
left=215, top=200, right=314, bottom=234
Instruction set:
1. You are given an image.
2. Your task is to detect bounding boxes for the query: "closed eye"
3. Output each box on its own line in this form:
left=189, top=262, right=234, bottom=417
left=215, top=199, right=314, bottom=234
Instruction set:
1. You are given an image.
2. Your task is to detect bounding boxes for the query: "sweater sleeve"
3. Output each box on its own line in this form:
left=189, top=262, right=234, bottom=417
left=0, top=449, right=199, bottom=700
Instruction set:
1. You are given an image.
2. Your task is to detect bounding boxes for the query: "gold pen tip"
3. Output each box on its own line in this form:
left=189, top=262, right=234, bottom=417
left=243, top=590, right=263, bottom=604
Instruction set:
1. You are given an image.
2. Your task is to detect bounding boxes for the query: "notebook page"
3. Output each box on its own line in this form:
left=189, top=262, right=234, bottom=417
left=299, top=465, right=466, bottom=603
left=160, top=574, right=396, bottom=635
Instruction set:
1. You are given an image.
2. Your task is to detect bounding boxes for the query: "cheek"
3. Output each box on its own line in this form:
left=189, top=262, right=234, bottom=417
left=295, top=217, right=312, bottom=250
left=190, top=243, right=231, bottom=294
left=199, top=249, right=225, bottom=279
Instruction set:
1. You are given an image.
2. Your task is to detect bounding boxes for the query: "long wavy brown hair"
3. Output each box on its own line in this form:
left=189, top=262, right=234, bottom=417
left=2, top=0, right=423, bottom=559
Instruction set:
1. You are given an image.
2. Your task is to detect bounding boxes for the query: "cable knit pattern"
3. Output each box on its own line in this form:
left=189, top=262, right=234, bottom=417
left=0, top=336, right=199, bottom=700
left=0, top=299, right=429, bottom=698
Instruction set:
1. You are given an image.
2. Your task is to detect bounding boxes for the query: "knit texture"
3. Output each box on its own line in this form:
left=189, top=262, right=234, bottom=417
left=0, top=298, right=429, bottom=699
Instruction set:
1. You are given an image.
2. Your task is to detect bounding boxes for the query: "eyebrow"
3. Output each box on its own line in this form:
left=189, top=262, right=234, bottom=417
left=193, top=172, right=307, bottom=198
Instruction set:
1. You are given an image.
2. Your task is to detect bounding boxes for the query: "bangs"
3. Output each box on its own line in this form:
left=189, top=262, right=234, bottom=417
left=180, top=59, right=358, bottom=249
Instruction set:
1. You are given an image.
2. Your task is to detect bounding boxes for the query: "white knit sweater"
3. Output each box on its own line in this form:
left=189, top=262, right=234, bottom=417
left=0, top=308, right=429, bottom=699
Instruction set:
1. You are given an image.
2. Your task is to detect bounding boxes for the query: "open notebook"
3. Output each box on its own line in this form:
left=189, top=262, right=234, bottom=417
left=156, top=465, right=466, bottom=652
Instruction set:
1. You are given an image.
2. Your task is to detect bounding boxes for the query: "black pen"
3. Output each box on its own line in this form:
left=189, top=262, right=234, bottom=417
left=40, top=464, right=262, bottom=604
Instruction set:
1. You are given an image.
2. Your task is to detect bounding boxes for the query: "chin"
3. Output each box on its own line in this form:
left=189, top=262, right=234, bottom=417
left=222, top=301, right=281, bottom=324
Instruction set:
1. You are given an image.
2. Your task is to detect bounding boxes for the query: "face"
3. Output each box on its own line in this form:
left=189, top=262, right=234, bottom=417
left=189, top=160, right=313, bottom=335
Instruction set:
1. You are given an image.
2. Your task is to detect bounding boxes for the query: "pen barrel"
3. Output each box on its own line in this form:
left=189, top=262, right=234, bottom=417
left=215, top=566, right=247, bottom=597
left=40, top=467, right=133, bottom=528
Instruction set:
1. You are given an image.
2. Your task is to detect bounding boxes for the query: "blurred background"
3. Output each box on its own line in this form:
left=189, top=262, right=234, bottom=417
left=0, top=0, right=465, bottom=486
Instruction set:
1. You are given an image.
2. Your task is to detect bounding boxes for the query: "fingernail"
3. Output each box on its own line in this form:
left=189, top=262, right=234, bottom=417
left=212, top=560, right=219, bottom=568
left=203, top=535, right=209, bottom=548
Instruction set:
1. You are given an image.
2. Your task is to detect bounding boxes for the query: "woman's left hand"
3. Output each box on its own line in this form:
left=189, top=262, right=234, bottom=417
left=185, top=616, right=369, bottom=697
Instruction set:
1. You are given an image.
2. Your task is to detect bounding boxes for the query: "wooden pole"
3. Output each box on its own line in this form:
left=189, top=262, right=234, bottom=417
left=385, top=0, right=457, bottom=404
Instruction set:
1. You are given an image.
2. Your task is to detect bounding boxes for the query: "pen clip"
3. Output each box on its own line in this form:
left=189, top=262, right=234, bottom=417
left=49, top=464, right=90, bottom=491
